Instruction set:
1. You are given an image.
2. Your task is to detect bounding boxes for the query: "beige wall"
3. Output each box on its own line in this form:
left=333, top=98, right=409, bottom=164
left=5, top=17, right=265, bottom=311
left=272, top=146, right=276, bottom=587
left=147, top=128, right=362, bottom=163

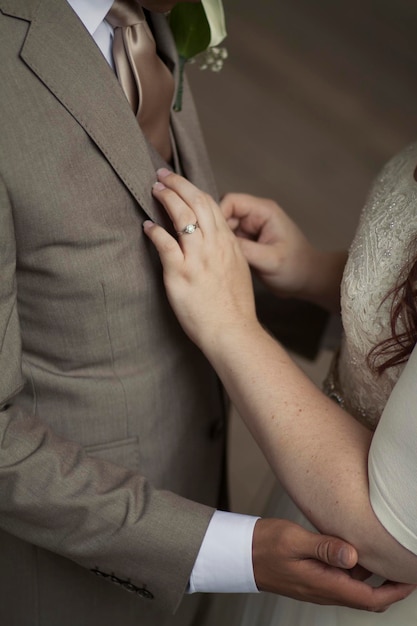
left=189, top=0, right=417, bottom=250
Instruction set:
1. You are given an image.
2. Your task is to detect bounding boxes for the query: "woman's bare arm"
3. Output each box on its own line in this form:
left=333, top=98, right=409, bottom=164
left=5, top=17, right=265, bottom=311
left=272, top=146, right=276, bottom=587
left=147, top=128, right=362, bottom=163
left=203, top=320, right=417, bottom=584
left=145, top=170, right=417, bottom=583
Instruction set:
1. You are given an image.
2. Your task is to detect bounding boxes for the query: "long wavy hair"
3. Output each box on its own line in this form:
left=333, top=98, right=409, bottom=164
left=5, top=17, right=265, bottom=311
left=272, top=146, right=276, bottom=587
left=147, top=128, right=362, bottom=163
left=368, top=238, right=417, bottom=375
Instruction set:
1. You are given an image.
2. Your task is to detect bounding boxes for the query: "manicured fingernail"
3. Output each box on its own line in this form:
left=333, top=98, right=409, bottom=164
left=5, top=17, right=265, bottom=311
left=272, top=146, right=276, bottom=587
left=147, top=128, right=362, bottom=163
left=153, top=182, right=166, bottom=191
left=157, top=168, right=172, bottom=179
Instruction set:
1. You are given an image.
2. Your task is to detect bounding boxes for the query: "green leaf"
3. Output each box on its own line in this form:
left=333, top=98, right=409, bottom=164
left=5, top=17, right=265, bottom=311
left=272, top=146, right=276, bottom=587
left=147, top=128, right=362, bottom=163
left=169, top=3, right=211, bottom=61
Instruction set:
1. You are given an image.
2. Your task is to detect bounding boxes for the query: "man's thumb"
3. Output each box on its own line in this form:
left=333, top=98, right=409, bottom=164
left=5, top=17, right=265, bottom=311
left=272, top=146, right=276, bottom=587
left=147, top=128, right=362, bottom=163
left=316, top=537, right=358, bottom=569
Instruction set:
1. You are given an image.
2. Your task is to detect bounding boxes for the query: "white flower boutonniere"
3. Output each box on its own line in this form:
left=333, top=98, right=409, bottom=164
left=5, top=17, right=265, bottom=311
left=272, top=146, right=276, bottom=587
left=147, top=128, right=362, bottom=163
left=169, top=0, right=227, bottom=111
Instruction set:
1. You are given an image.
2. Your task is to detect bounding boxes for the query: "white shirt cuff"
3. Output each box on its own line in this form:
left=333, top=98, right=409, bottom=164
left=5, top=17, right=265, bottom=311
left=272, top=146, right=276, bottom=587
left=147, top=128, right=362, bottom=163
left=188, top=510, right=260, bottom=594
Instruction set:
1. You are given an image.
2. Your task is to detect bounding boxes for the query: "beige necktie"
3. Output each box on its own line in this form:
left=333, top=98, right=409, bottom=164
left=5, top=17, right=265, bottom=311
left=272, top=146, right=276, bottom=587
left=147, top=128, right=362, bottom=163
left=106, top=0, right=175, bottom=162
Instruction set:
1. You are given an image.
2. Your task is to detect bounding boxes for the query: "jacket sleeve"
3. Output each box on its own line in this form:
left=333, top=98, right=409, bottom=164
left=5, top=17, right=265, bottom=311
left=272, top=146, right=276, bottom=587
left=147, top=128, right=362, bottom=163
left=0, top=176, right=214, bottom=613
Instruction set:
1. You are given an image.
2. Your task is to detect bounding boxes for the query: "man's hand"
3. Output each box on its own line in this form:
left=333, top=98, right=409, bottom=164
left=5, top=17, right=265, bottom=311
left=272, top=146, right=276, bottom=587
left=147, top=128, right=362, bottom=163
left=253, top=519, right=415, bottom=611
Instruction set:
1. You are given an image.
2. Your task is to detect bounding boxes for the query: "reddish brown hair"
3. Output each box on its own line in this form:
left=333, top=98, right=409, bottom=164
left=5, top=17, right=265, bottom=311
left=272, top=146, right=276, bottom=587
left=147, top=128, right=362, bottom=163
left=368, top=240, right=417, bottom=375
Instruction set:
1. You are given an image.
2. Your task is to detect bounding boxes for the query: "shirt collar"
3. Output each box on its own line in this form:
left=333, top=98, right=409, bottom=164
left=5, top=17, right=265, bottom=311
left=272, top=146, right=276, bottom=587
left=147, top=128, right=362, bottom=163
left=66, top=0, right=114, bottom=36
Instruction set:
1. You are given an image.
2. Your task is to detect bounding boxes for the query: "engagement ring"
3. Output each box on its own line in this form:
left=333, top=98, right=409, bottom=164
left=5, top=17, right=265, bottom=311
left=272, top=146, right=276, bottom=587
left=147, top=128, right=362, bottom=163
left=177, top=222, right=199, bottom=235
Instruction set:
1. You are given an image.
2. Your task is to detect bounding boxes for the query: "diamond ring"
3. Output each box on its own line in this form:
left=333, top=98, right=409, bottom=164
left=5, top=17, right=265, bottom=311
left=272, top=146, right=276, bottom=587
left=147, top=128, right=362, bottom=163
left=177, top=222, right=199, bottom=236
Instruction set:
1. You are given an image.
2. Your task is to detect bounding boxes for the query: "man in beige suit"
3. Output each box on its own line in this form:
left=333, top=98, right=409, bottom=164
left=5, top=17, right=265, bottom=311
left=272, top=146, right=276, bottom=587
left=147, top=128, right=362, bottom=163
left=0, top=1, right=412, bottom=624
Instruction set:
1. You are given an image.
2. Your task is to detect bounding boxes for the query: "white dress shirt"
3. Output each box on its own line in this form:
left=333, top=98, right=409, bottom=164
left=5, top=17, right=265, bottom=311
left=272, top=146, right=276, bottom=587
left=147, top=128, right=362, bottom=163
left=65, top=0, right=259, bottom=594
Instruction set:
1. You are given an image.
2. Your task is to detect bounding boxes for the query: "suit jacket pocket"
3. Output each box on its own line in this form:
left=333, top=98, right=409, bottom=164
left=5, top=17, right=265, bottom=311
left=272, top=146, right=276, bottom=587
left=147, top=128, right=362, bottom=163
left=84, top=436, right=139, bottom=471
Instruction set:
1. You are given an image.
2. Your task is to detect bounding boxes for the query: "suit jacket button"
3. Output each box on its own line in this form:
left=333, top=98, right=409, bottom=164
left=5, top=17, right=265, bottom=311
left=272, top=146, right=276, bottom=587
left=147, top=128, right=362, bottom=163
left=110, top=574, right=123, bottom=585
left=136, top=588, right=154, bottom=599
left=90, top=567, right=107, bottom=578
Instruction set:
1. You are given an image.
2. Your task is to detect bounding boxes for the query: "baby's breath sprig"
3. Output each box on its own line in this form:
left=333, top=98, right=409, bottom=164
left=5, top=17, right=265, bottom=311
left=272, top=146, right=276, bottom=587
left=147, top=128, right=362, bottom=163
left=191, top=46, right=228, bottom=72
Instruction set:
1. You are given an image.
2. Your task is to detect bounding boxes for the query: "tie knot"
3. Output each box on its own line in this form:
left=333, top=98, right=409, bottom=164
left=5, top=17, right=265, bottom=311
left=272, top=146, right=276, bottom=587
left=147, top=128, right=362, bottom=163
left=106, top=0, right=145, bottom=28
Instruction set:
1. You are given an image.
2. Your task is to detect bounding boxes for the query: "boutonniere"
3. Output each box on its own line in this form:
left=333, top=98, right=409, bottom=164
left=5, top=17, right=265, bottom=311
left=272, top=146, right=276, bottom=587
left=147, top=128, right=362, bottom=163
left=169, top=0, right=227, bottom=111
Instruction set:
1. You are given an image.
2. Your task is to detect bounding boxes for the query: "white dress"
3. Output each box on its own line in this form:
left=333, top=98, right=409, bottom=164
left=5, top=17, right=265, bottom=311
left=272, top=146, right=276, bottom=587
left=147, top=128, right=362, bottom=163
left=232, top=142, right=417, bottom=625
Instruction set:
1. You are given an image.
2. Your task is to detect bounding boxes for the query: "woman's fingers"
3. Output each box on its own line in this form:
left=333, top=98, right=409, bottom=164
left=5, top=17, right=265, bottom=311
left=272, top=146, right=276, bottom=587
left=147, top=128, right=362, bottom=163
left=143, top=220, right=184, bottom=270
left=152, top=181, right=201, bottom=240
left=147, top=169, right=223, bottom=267
left=145, top=173, right=258, bottom=349
left=238, top=237, right=282, bottom=275
left=226, top=216, right=240, bottom=231
left=220, top=193, right=280, bottom=239
left=155, top=168, right=224, bottom=233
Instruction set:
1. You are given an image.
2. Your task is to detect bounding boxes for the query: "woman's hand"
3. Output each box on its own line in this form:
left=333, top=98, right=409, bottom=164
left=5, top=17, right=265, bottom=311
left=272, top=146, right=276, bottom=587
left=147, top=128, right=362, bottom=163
left=143, top=169, right=258, bottom=351
left=146, top=172, right=417, bottom=589
left=221, top=193, right=347, bottom=312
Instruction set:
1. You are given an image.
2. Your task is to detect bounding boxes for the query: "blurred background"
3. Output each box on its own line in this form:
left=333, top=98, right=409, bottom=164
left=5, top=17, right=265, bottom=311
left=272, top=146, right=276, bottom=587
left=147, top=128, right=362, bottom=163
left=186, top=0, right=417, bottom=514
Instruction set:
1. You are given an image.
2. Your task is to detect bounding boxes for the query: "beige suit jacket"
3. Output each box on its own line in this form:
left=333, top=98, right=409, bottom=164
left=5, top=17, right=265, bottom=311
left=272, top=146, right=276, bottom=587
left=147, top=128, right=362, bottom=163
left=0, top=1, right=227, bottom=624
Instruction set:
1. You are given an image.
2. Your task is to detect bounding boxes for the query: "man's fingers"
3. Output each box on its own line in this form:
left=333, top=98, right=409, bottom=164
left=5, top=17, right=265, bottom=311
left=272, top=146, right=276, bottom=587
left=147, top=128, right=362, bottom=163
left=302, top=532, right=416, bottom=610
left=314, top=535, right=358, bottom=569
left=316, top=568, right=415, bottom=611
left=350, top=564, right=373, bottom=581
left=252, top=519, right=415, bottom=610
left=362, top=581, right=416, bottom=612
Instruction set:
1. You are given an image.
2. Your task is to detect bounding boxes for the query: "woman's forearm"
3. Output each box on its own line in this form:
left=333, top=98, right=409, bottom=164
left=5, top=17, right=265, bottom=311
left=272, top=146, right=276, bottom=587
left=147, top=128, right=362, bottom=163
left=204, top=323, right=417, bottom=583
left=145, top=171, right=417, bottom=582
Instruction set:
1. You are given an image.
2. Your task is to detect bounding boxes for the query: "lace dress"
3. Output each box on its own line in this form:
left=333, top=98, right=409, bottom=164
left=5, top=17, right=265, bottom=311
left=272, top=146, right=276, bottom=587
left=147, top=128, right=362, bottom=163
left=330, top=141, right=417, bottom=430
left=229, top=142, right=417, bottom=625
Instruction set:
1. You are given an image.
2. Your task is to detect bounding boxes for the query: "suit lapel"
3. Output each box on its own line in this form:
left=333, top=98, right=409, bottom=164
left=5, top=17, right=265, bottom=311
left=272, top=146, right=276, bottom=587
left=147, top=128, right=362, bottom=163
left=1, top=0, right=218, bottom=215
left=2, top=0, right=163, bottom=221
